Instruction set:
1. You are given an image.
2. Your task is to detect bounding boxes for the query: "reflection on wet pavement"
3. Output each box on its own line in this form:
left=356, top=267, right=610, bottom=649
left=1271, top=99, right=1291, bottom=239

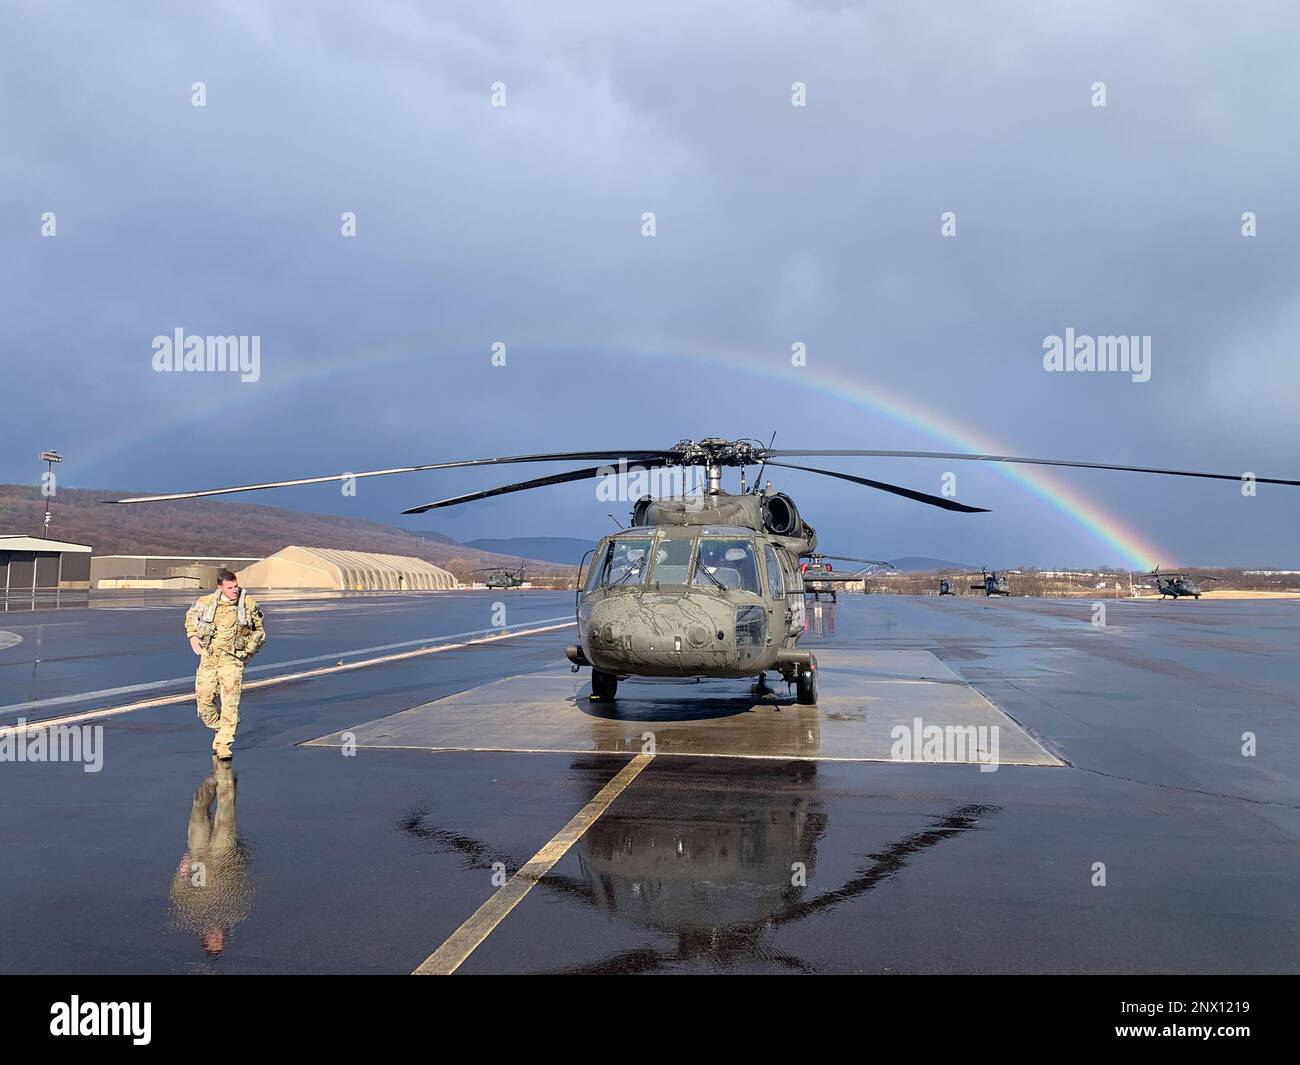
left=169, top=760, right=255, bottom=959
left=400, top=757, right=999, bottom=973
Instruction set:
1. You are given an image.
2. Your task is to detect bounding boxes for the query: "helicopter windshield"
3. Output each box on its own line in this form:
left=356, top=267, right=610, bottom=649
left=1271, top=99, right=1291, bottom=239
left=692, top=538, right=761, bottom=594
left=600, top=538, right=652, bottom=588
left=648, top=536, right=694, bottom=585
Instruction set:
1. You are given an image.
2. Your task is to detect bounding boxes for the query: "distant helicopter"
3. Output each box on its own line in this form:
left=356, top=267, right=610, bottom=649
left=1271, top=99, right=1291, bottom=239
left=937, top=577, right=956, bottom=596
left=799, top=554, right=894, bottom=602
left=110, top=435, right=1300, bottom=705
left=476, top=563, right=527, bottom=590
left=969, top=568, right=1011, bottom=596
left=1148, top=567, right=1219, bottom=600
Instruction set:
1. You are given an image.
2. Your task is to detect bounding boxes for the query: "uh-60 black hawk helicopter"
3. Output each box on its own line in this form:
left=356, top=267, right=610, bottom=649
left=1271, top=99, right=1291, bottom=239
left=476, top=563, right=528, bottom=590
left=1148, top=567, right=1220, bottom=599
left=110, top=436, right=1300, bottom=705
left=969, top=568, right=1012, bottom=596
left=800, top=554, right=894, bottom=602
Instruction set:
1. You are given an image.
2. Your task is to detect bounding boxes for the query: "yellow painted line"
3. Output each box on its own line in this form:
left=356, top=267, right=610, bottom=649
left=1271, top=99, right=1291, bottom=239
left=306, top=740, right=1061, bottom=767
left=413, top=753, right=654, bottom=975
left=0, top=621, right=575, bottom=738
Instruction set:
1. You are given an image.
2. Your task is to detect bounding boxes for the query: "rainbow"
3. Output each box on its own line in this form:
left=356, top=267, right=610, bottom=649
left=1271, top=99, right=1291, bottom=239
left=78, top=339, right=1166, bottom=568
left=620, top=343, right=1165, bottom=570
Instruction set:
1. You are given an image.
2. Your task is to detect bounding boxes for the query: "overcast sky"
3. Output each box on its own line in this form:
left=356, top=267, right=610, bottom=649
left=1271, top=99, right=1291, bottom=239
left=3, top=0, right=1298, bottom=568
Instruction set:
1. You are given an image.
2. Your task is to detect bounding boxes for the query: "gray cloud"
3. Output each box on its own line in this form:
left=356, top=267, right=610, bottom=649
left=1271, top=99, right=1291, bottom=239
left=2, top=0, right=1297, bottom=566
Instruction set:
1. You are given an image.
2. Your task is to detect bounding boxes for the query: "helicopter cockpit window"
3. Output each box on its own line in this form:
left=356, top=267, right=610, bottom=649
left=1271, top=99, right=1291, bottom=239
left=649, top=537, right=694, bottom=585
left=692, top=539, right=760, bottom=594
left=583, top=545, right=608, bottom=593
left=602, top=539, right=652, bottom=588
left=764, top=545, right=785, bottom=598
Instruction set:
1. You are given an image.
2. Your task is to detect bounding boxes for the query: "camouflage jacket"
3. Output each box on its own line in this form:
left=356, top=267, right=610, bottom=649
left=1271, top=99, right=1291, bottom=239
left=185, top=589, right=266, bottom=660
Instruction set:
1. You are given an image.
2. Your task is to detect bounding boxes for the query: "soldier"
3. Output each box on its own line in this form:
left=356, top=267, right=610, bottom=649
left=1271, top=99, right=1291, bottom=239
left=185, top=569, right=266, bottom=760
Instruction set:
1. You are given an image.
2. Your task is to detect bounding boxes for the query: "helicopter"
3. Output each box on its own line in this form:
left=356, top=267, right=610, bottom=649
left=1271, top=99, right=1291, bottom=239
left=969, top=568, right=1011, bottom=597
left=937, top=577, right=956, bottom=596
left=1147, top=567, right=1219, bottom=599
left=109, top=435, right=1300, bottom=705
left=799, top=554, right=894, bottom=602
left=476, top=563, right=528, bottom=590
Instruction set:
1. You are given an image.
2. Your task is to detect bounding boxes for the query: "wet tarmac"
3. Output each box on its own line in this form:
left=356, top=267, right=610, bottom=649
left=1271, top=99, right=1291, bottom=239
left=0, top=591, right=1296, bottom=973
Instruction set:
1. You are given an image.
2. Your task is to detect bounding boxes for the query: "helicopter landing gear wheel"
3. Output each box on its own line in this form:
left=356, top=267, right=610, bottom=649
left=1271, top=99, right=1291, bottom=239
left=795, top=663, right=818, bottom=705
left=590, top=669, right=618, bottom=701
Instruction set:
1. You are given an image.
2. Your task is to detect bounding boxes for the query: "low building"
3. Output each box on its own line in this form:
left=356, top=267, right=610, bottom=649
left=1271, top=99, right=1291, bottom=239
left=0, top=535, right=94, bottom=593
left=96, top=575, right=204, bottom=590
left=236, top=546, right=457, bottom=591
left=91, top=555, right=261, bottom=590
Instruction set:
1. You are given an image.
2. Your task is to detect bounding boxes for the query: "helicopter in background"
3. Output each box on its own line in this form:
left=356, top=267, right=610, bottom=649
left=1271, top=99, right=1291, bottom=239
left=938, top=577, right=956, bottom=596
left=969, top=568, right=1012, bottom=596
left=799, top=554, right=895, bottom=602
left=110, top=435, right=1300, bottom=705
left=477, top=563, right=528, bottom=590
left=1148, top=567, right=1219, bottom=600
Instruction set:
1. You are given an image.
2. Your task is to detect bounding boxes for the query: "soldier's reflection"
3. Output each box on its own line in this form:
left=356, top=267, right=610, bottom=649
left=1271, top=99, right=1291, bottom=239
left=169, top=758, right=253, bottom=956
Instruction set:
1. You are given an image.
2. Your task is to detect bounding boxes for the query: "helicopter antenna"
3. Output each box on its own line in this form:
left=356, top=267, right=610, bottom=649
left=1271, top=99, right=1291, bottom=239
left=607, top=513, right=624, bottom=530
left=754, top=432, right=776, bottom=494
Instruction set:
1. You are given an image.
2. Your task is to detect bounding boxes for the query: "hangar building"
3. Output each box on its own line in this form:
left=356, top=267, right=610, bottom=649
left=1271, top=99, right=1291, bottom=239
left=0, top=535, right=94, bottom=593
left=236, top=546, right=458, bottom=591
left=92, top=555, right=262, bottom=590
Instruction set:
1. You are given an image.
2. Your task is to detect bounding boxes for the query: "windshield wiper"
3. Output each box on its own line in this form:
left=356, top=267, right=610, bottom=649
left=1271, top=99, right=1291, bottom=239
left=693, top=561, right=727, bottom=591
left=607, top=565, right=644, bottom=588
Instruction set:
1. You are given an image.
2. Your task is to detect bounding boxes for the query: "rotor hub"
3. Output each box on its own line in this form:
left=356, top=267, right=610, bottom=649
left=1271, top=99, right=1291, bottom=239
left=667, top=438, right=767, bottom=468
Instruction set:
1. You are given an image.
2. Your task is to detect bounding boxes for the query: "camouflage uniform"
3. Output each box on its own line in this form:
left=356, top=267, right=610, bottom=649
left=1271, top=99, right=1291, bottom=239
left=185, top=589, right=266, bottom=758
left=169, top=760, right=253, bottom=945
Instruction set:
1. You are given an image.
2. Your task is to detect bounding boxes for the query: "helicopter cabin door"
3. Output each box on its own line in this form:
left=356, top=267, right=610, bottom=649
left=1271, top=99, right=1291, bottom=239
left=763, top=545, right=798, bottom=644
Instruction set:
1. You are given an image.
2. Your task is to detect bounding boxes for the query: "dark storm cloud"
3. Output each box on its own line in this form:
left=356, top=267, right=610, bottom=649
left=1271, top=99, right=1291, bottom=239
left=2, top=0, right=1297, bottom=565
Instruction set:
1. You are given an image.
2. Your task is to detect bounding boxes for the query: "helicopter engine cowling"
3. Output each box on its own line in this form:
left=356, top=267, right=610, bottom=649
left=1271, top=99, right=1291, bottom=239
left=630, top=492, right=816, bottom=554
left=761, top=493, right=801, bottom=537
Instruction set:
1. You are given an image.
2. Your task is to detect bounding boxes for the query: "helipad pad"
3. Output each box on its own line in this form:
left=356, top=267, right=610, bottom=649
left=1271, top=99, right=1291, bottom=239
left=305, top=649, right=1062, bottom=766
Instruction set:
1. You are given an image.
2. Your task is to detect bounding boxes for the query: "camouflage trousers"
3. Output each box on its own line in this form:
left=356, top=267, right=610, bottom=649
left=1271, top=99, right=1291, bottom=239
left=195, top=654, right=245, bottom=756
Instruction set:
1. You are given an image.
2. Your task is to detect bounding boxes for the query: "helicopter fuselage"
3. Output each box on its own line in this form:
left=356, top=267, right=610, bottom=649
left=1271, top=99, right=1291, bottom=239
left=565, top=493, right=817, bottom=690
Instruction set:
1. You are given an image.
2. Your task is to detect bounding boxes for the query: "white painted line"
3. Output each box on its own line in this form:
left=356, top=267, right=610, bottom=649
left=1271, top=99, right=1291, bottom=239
left=0, top=621, right=576, bottom=737
left=0, top=616, right=576, bottom=717
left=412, top=753, right=654, bottom=975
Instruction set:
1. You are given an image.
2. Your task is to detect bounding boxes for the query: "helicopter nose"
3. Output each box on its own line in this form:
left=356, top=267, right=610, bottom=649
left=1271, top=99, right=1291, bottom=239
left=584, top=594, right=734, bottom=669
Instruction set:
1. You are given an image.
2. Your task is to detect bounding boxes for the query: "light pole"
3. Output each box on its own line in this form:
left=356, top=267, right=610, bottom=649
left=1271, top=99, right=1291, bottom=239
left=39, top=450, right=63, bottom=537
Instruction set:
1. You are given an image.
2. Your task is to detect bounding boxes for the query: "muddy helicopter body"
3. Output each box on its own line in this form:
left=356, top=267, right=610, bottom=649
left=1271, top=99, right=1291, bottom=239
left=571, top=488, right=822, bottom=701
left=110, top=435, right=1300, bottom=705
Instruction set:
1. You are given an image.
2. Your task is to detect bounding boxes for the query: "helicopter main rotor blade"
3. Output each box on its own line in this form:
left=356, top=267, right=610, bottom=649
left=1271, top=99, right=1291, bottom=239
left=764, top=461, right=988, bottom=513
left=768, top=450, right=1300, bottom=486
left=816, top=555, right=895, bottom=567
left=106, top=451, right=680, bottom=504
left=401, top=461, right=671, bottom=514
